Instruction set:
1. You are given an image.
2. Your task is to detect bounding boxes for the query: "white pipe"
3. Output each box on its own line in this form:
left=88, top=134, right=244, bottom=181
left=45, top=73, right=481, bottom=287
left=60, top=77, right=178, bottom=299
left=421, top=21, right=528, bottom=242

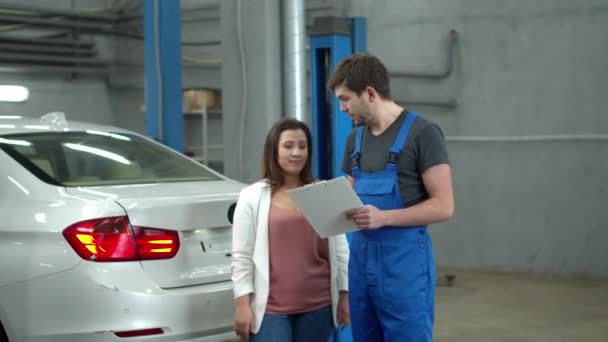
left=282, top=0, right=306, bottom=121
left=445, top=134, right=608, bottom=142
left=236, top=0, right=248, bottom=179
left=154, top=0, right=163, bottom=142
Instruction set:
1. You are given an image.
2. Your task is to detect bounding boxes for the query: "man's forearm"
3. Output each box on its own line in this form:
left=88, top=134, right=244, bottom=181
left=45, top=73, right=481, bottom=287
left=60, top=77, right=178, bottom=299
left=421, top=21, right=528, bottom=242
left=383, top=196, right=454, bottom=227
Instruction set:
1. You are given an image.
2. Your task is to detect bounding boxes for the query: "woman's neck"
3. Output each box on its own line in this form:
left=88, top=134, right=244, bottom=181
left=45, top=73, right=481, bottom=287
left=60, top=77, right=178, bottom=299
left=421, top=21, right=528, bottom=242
left=281, top=175, right=302, bottom=190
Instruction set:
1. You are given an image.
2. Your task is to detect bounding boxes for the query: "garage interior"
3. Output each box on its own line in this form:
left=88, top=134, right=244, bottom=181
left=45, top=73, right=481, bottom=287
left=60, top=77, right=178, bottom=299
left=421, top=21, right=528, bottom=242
left=0, top=0, right=607, bottom=341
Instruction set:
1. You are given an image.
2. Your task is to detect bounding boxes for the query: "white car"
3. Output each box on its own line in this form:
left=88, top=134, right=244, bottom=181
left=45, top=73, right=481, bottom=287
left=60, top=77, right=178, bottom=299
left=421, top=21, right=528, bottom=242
left=0, top=116, right=244, bottom=342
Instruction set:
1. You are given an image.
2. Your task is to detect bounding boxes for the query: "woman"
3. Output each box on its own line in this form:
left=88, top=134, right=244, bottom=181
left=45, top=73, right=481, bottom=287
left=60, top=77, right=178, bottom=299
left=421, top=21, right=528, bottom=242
left=231, top=118, right=350, bottom=342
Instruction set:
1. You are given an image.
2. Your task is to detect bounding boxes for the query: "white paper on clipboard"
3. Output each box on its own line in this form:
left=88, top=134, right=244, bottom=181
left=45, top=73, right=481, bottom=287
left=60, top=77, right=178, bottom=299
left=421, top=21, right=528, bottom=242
left=287, top=177, right=364, bottom=238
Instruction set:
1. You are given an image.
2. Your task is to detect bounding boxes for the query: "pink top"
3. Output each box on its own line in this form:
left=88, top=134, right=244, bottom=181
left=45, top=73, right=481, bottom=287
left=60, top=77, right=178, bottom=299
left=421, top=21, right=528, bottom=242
left=265, top=206, right=332, bottom=314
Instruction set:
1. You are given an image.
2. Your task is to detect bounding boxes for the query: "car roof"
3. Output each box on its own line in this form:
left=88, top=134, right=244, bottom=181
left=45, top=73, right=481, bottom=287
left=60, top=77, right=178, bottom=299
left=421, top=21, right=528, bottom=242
left=0, top=115, right=135, bottom=136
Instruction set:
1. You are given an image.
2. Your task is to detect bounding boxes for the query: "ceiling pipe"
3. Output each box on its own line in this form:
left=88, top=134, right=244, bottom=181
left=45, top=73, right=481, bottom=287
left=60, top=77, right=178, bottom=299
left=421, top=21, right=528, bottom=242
left=0, top=35, right=94, bottom=47
left=117, top=3, right=221, bottom=22
left=0, top=52, right=107, bottom=66
left=0, top=63, right=108, bottom=75
left=390, top=30, right=458, bottom=80
left=181, top=4, right=220, bottom=13
left=118, top=2, right=334, bottom=26
left=0, top=3, right=120, bottom=22
left=181, top=40, right=221, bottom=47
left=0, top=14, right=142, bottom=39
left=0, top=43, right=96, bottom=56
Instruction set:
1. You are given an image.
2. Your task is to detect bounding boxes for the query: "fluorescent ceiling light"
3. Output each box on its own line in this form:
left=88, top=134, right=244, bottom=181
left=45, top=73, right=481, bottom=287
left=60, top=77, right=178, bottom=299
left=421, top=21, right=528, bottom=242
left=0, top=86, right=29, bottom=102
left=0, top=137, right=32, bottom=146
left=64, top=143, right=131, bottom=165
left=86, top=130, right=131, bottom=141
left=23, top=125, right=50, bottom=130
left=0, top=116, right=22, bottom=119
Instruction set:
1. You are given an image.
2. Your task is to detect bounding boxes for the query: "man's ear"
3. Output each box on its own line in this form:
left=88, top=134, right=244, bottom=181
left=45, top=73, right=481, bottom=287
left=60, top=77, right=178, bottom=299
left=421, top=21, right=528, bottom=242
left=366, top=87, right=376, bottom=102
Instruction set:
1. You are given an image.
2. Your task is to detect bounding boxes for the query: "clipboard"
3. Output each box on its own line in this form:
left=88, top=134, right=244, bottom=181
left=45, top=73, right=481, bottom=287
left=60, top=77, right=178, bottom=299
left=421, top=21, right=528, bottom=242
left=287, top=177, right=364, bottom=238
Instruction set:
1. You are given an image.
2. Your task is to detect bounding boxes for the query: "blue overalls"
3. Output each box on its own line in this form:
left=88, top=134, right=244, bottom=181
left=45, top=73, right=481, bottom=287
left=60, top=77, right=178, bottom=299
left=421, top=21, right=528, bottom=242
left=349, top=112, right=436, bottom=342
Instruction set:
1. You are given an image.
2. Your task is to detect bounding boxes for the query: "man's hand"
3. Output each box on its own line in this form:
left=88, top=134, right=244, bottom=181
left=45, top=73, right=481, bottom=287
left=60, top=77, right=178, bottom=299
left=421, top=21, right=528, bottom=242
left=337, top=291, right=351, bottom=329
left=345, top=205, right=386, bottom=229
left=234, top=301, right=254, bottom=341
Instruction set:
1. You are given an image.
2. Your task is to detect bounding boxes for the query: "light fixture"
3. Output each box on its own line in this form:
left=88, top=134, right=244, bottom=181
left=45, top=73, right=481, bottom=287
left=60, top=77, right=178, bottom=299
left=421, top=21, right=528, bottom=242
left=0, top=86, right=29, bottom=103
left=0, top=137, right=31, bottom=146
left=63, top=143, right=131, bottom=165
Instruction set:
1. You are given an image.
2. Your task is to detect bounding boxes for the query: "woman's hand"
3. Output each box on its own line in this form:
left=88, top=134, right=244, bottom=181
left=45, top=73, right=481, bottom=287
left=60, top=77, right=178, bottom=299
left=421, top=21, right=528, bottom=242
left=234, top=296, right=254, bottom=341
left=337, top=291, right=351, bottom=329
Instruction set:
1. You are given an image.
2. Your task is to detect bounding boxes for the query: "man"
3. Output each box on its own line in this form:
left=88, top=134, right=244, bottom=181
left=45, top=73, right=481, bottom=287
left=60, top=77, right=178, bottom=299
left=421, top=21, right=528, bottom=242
left=327, top=53, right=454, bottom=341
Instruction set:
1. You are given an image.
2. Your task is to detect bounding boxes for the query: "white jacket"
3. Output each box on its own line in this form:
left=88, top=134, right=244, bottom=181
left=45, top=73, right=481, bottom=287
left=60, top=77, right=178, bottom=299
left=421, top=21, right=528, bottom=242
left=231, top=180, right=349, bottom=333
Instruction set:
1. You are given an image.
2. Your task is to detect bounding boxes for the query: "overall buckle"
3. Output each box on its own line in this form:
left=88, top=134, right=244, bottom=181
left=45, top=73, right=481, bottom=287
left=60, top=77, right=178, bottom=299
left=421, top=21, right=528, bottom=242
left=351, top=153, right=361, bottom=167
left=387, top=152, right=400, bottom=164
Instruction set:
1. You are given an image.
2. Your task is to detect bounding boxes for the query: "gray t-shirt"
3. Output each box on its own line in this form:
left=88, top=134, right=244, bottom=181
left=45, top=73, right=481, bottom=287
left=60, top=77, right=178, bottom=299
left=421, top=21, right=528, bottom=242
left=341, top=110, right=450, bottom=207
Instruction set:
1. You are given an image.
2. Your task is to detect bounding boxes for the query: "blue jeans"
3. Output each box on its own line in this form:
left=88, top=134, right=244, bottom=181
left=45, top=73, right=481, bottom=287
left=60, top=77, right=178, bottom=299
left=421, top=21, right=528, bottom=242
left=249, top=305, right=333, bottom=342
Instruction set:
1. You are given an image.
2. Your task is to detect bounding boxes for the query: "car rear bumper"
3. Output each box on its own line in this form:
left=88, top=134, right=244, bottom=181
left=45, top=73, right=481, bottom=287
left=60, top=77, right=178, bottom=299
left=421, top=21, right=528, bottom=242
left=0, top=261, right=238, bottom=342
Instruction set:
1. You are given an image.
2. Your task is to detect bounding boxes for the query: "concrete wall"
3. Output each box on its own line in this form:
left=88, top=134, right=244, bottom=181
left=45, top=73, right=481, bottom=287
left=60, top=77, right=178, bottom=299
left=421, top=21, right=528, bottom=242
left=0, top=0, right=115, bottom=124
left=0, top=74, right=113, bottom=124
left=348, top=0, right=608, bottom=275
left=220, top=0, right=282, bottom=182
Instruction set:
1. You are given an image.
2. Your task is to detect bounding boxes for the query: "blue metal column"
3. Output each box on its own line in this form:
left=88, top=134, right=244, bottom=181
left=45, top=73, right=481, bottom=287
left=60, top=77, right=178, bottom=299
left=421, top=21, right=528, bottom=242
left=309, top=34, right=352, bottom=180
left=309, top=17, right=367, bottom=181
left=144, top=0, right=184, bottom=152
left=351, top=17, right=367, bottom=53
left=310, top=17, right=367, bottom=342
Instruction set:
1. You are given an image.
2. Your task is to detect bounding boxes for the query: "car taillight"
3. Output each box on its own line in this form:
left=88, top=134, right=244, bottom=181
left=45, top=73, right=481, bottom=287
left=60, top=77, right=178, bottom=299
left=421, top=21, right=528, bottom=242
left=62, top=216, right=180, bottom=262
left=62, top=217, right=137, bottom=262
left=132, top=226, right=179, bottom=260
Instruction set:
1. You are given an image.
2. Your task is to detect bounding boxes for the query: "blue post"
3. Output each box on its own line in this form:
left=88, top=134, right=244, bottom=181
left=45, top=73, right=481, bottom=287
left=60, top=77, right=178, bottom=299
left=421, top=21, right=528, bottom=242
left=351, top=17, right=367, bottom=53
left=309, top=34, right=352, bottom=180
left=328, top=35, right=355, bottom=179
left=310, top=18, right=366, bottom=342
left=310, top=17, right=368, bottom=342
left=309, top=37, right=330, bottom=180
left=144, top=0, right=184, bottom=152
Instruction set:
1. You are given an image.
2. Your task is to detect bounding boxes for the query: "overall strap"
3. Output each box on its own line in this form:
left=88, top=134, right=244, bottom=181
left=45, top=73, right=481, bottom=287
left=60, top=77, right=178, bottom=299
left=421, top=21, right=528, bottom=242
left=350, top=126, right=364, bottom=178
left=386, top=112, right=418, bottom=167
left=386, top=112, right=418, bottom=171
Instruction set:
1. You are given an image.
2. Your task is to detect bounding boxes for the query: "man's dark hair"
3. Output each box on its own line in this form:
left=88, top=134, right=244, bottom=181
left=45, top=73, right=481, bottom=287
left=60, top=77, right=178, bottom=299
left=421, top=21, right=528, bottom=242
left=326, top=53, right=392, bottom=99
left=262, top=118, right=314, bottom=192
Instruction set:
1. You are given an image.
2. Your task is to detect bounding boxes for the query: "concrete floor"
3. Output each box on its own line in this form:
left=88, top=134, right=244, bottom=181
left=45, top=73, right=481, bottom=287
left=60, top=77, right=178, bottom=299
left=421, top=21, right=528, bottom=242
left=434, top=269, right=608, bottom=342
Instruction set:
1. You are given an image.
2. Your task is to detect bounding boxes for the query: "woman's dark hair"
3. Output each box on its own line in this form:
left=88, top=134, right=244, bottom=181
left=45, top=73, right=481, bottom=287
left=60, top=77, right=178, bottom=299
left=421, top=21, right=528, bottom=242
left=262, top=118, right=314, bottom=191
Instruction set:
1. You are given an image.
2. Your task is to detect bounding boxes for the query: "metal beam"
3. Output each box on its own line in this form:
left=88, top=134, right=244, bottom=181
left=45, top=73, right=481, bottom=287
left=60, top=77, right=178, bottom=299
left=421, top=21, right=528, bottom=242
left=0, top=63, right=108, bottom=75
left=181, top=40, right=221, bottom=47
left=0, top=3, right=120, bottom=22
left=0, top=43, right=96, bottom=56
left=0, top=52, right=106, bottom=65
left=0, top=14, right=142, bottom=39
left=180, top=4, right=220, bottom=13
left=0, top=35, right=94, bottom=47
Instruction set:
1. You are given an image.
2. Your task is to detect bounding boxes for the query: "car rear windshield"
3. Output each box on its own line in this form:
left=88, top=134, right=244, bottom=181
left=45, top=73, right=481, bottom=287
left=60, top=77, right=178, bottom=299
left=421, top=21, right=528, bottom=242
left=0, top=131, right=221, bottom=186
